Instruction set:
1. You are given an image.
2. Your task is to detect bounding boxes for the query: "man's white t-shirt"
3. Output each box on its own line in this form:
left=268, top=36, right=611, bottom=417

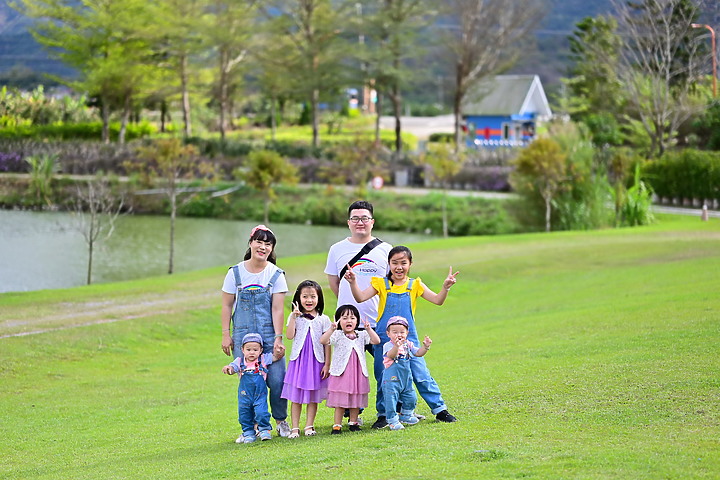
left=325, top=238, right=391, bottom=328
left=222, top=262, right=288, bottom=295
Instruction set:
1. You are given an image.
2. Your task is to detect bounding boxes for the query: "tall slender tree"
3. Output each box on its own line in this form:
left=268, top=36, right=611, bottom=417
left=262, top=0, right=348, bottom=148
left=441, top=0, right=542, bottom=150
left=612, top=0, right=706, bottom=157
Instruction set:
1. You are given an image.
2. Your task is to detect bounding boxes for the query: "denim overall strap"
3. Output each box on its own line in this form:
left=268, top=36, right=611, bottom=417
left=382, top=355, right=416, bottom=423
left=237, top=361, right=271, bottom=434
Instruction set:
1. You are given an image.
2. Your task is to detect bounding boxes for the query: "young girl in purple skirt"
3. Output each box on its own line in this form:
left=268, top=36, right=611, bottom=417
left=320, top=304, right=381, bottom=434
left=281, top=280, right=332, bottom=438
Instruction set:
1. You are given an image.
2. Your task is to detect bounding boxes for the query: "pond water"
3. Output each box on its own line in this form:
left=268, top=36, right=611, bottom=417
left=0, top=210, right=435, bottom=293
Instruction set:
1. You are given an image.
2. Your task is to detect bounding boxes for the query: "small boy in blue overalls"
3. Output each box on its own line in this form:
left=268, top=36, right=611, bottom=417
left=381, top=316, right=432, bottom=431
left=223, top=333, right=282, bottom=443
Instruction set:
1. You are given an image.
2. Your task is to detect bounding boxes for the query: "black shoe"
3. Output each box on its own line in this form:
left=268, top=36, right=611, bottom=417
left=371, top=416, right=388, bottom=429
left=435, top=410, right=457, bottom=423
left=348, top=423, right=361, bottom=432
left=331, top=425, right=342, bottom=434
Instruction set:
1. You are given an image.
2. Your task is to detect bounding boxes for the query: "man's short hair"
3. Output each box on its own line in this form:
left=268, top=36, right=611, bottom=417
left=348, top=200, right=374, bottom=217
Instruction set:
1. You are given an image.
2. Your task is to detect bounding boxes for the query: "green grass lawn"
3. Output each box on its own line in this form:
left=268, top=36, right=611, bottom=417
left=1, top=215, right=719, bottom=479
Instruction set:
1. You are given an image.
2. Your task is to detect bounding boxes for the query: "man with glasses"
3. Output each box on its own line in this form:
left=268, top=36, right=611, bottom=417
left=325, top=200, right=392, bottom=428
left=326, top=200, right=391, bottom=330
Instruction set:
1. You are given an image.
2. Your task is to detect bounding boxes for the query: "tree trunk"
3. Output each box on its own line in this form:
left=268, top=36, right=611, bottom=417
left=219, top=50, right=228, bottom=143
left=180, top=54, right=192, bottom=138
left=454, top=67, right=464, bottom=152
left=442, top=188, right=449, bottom=238
left=118, top=94, right=131, bottom=145
left=168, top=190, right=176, bottom=274
left=311, top=87, right=320, bottom=148
left=87, top=238, right=94, bottom=285
left=374, top=93, right=382, bottom=147
left=263, top=193, right=270, bottom=225
left=270, top=95, right=277, bottom=141
left=160, top=99, right=168, bottom=133
left=390, top=83, right=402, bottom=155
left=101, top=100, right=110, bottom=144
left=544, top=194, right=552, bottom=232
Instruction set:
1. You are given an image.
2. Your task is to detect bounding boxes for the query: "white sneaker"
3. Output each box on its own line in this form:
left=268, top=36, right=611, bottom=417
left=276, top=420, right=291, bottom=438
left=357, top=416, right=364, bottom=426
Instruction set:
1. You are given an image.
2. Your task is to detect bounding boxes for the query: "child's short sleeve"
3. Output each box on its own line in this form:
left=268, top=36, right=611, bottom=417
left=261, top=352, right=274, bottom=366
left=360, top=329, right=371, bottom=345
left=407, top=341, right=420, bottom=356
left=382, top=341, right=394, bottom=356
left=329, top=330, right=342, bottom=346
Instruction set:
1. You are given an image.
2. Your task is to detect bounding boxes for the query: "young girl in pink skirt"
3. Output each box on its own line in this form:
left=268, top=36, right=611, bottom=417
left=320, top=304, right=381, bottom=434
left=281, top=280, right=332, bottom=438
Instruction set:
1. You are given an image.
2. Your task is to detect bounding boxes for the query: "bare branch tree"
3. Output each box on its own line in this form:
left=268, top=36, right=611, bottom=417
left=613, top=0, right=706, bottom=157
left=71, top=175, right=126, bottom=285
left=441, top=0, right=543, bottom=150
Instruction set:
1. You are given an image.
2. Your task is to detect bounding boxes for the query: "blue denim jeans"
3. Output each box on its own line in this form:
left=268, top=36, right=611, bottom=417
left=373, top=278, right=447, bottom=416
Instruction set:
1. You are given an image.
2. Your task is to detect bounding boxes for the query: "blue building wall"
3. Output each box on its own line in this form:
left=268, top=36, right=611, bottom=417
left=463, top=114, right=536, bottom=148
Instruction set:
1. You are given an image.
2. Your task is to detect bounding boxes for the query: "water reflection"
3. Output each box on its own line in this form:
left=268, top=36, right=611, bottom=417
left=0, top=210, right=434, bottom=293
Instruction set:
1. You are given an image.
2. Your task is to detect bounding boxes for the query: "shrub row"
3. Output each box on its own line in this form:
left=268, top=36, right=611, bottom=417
left=0, top=122, right=156, bottom=141
left=644, top=149, right=720, bottom=203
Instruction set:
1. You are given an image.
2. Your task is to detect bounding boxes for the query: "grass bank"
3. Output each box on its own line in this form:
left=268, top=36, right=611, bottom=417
left=1, top=215, right=719, bottom=479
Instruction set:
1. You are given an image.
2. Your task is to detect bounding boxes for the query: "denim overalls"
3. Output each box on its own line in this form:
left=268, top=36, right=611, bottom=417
left=372, top=277, right=447, bottom=416
left=236, top=357, right=272, bottom=437
left=381, top=344, right=417, bottom=424
left=231, top=265, right=287, bottom=422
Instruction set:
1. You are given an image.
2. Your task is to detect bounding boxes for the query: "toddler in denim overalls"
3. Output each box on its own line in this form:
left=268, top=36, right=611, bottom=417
left=223, top=333, right=281, bottom=443
left=382, top=316, right=432, bottom=430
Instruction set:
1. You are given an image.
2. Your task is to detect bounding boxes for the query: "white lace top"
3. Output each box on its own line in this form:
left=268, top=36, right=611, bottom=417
left=287, top=313, right=332, bottom=362
left=328, top=330, right=371, bottom=377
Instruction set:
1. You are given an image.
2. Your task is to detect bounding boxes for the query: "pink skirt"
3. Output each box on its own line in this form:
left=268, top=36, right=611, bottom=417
left=281, top=334, right=328, bottom=404
left=326, top=349, right=369, bottom=409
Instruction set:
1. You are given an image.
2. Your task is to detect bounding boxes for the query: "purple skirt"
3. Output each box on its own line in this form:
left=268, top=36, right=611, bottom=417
left=326, top=349, right=369, bottom=409
left=281, top=334, right=328, bottom=404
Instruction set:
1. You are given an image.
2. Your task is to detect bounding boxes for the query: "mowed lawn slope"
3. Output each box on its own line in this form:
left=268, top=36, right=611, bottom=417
left=1, top=215, right=718, bottom=479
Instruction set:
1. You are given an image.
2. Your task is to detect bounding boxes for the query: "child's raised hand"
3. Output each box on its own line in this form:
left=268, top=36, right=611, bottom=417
left=422, top=335, right=432, bottom=349
left=362, top=319, right=371, bottom=330
left=443, top=266, right=460, bottom=290
left=328, top=321, right=337, bottom=331
left=343, top=265, right=356, bottom=283
left=222, top=365, right=235, bottom=375
left=291, top=301, right=301, bottom=318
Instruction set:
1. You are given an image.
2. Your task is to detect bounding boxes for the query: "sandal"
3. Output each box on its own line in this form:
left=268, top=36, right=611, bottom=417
left=288, top=428, right=300, bottom=439
left=304, top=426, right=316, bottom=436
left=330, top=424, right=342, bottom=435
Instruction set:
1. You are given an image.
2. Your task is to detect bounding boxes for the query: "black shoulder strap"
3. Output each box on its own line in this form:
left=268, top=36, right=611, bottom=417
left=339, top=238, right=383, bottom=279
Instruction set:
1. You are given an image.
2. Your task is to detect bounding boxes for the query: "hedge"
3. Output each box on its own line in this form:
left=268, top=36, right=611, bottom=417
left=644, top=149, right=720, bottom=203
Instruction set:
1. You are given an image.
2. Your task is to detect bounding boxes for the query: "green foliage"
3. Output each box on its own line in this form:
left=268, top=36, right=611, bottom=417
left=583, top=112, right=623, bottom=146
left=25, top=153, right=59, bottom=205
left=643, top=148, right=720, bottom=203
left=621, top=163, right=655, bottom=226
left=551, top=122, right=613, bottom=230
left=0, top=85, right=97, bottom=127
left=566, top=15, right=624, bottom=116
left=691, top=101, right=720, bottom=150
left=511, top=136, right=568, bottom=231
left=238, top=150, right=299, bottom=223
left=0, top=121, right=156, bottom=141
